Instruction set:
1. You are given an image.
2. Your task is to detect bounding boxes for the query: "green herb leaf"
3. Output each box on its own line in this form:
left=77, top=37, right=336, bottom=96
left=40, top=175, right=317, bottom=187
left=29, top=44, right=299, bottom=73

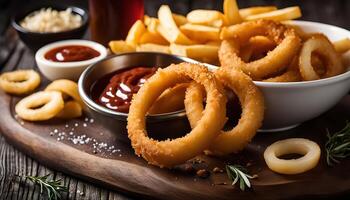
left=225, top=164, right=256, bottom=191
left=325, top=121, right=350, bottom=166
left=25, top=174, right=68, bottom=200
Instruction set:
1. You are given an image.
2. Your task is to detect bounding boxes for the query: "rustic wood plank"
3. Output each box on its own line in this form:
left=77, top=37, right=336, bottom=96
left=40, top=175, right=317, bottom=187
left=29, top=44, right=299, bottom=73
left=0, top=134, right=134, bottom=200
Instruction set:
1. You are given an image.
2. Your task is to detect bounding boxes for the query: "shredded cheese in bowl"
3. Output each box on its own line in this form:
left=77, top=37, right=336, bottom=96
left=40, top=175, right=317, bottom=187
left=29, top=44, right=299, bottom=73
left=20, top=8, right=82, bottom=33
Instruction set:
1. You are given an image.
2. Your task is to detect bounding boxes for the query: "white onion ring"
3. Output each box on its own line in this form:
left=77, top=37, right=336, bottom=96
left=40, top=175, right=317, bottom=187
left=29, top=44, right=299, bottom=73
left=264, top=138, right=321, bottom=174
left=15, top=91, right=64, bottom=121
left=0, top=70, right=40, bottom=95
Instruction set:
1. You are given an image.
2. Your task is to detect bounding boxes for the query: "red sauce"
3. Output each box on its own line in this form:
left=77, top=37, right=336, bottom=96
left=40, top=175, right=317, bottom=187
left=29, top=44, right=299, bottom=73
left=92, top=67, right=158, bottom=113
left=45, top=45, right=100, bottom=62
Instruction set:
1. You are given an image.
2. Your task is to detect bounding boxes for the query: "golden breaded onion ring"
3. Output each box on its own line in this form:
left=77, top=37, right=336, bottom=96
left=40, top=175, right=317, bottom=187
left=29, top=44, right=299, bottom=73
left=264, top=138, right=321, bottom=174
left=15, top=91, right=64, bottom=121
left=148, top=83, right=189, bottom=114
left=185, top=68, right=264, bottom=155
left=299, top=34, right=344, bottom=81
left=263, top=56, right=302, bottom=82
left=0, top=70, right=40, bottom=95
left=56, top=100, right=83, bottom=119
left=240, top=36, right=276, bottom=62
left=127, top=63, right=227, bottom=168
left=219, top=20, right=301, bottom=79
left=45, top=79, right=85, bottom=110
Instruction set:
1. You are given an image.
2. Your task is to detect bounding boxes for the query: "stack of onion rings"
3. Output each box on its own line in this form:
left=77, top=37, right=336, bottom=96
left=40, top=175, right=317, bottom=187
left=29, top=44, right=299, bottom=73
left=15, top=79, right=83, bottom=121
left=0, top=70, right=40, bottom=95
left=219, top=20, right=345, bottom=82
left=127, top=62, right=266, bottom=167
left=45, top=79, right=85, bottom=119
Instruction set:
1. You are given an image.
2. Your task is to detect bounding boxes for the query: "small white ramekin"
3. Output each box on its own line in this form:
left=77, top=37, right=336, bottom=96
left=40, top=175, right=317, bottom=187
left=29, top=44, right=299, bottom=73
left=35, top=39, right=107, bottom=81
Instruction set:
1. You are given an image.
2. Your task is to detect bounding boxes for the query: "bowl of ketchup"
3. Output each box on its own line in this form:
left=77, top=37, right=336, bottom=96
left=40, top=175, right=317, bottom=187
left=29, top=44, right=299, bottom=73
left=78, top=52, right=199, bottom=143
left=35, top=39, right=107, bottom=81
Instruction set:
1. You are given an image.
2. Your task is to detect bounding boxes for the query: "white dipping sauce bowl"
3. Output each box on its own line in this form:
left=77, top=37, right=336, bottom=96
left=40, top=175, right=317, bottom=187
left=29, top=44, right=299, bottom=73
left=254, top=21, right=350, bottom=131
left=35, top=39, right=107, bottom=81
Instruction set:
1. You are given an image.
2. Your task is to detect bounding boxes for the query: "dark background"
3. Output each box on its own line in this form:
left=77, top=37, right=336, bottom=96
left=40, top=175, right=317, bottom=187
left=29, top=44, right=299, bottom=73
left=0, top=0, right=349, bottom=35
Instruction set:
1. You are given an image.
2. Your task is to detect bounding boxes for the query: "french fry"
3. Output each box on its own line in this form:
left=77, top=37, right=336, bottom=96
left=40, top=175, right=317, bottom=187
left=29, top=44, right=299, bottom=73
left=244, top=6, right=302, bottom=21
left=173, top=13, right=188, bottom=26
left=223, top=0, right=242, bottom=25
left=239, top=6, right=277, bottom=19
left=333, top=38, right=350, bottom=53
left=144, top=15, right=152, bottom=26
left=109, top=40, right=136, bottom=54
left=206, top=40, right=221, bottom=46
left=139, top=31, right=169, bottom=45
left=136, top=43, right=170, bottom=53
left=180, top=24, right=220, bottom=42
left=170, top=44, right=219, bottom=63
left=125, top=20, right=146, bottom=45
left=186, top=10, right=226, bottom=27
left=146, top=18, right=160, bottom=33
left=157, top=5, right=195, bottom=45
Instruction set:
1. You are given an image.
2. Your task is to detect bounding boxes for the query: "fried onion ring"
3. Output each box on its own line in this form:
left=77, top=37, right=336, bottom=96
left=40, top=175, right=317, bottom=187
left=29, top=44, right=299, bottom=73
left=263, top=56, right=301, bottom=82
left=45, top=79, right=85, bottom=110
left=219, top=20, right=301, bottom=79
left=15, top=91, right=64, bottom=121
left=299, top=34, right=344, bottom=81
left=240, top=36, right=276, bottom=62
left=148, top=83, right=189, bottom=114
left=56, top=100, right=83, bottom=119
left=185, top=68, right=264, bottom=155
left=264, top=138, right=321, bottom=174
left=0, top=70, right=40, bottom=95
left=127, top=63, right=227, bottom=167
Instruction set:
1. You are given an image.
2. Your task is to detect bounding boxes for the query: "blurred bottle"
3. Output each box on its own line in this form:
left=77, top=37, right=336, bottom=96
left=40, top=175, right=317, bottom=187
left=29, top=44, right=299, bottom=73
left=89, top=0, right=144, bottom=46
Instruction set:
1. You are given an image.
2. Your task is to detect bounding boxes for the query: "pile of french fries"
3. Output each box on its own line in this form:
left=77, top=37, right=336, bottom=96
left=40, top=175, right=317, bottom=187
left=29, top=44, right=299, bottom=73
left=109, top=0, right=303, bottom=64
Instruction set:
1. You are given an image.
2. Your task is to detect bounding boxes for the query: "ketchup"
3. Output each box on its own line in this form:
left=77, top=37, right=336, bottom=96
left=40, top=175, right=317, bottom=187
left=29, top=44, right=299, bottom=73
left=92, top=67, right=157, bottom=113
left=45, top=45, right=100, bottom=62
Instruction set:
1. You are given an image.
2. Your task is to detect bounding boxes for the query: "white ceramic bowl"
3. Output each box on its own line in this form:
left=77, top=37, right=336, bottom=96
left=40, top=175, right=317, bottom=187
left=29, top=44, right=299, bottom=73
left=253, top=21, right=350, bottom=131
left=35, top=39, right=107, bottom=81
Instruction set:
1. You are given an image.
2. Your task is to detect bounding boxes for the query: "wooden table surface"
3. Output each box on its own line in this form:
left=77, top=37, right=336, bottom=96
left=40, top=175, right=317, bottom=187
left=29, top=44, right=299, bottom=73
left=1, top=0, right=350, bottom=199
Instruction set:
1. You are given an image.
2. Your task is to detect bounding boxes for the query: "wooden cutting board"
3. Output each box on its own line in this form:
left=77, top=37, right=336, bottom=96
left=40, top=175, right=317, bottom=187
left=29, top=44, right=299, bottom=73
left=1, top=78, right=350, bottom=200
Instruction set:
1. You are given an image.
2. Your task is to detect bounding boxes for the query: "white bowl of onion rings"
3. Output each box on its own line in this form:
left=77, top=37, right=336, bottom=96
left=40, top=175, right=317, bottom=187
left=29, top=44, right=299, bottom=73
left=207, top=21, right=350, bottom=131
left=250, top=21, right=350, bottom=131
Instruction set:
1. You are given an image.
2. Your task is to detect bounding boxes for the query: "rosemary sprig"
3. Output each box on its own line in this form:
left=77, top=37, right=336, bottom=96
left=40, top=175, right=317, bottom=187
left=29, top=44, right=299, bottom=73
left=16, top=174, right=68, bottom=200
left=325, top=121, right=350, bottom=166
left=226, top=164, right=257, bottom=191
